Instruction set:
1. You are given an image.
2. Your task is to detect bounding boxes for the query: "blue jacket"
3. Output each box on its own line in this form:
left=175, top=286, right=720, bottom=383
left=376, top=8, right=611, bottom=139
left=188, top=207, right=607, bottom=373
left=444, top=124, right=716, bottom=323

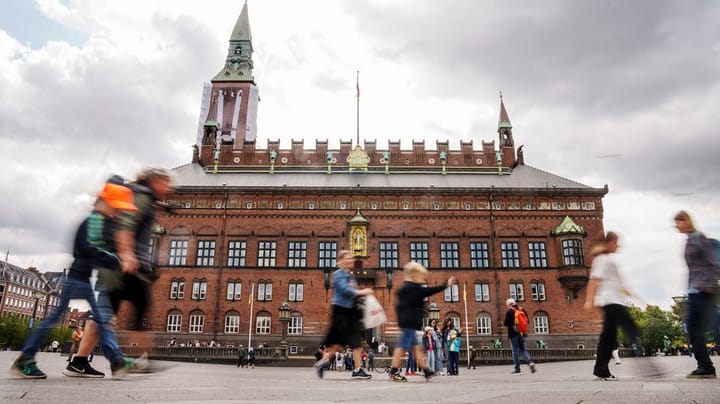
left=331, top=268, right=358, bottom=308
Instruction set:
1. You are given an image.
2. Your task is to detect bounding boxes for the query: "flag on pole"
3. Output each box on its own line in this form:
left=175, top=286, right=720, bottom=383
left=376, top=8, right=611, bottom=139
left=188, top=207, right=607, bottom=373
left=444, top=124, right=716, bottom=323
left=463, top=283, right=467, bottom=303
left=356, top=70, right=360, bottom=97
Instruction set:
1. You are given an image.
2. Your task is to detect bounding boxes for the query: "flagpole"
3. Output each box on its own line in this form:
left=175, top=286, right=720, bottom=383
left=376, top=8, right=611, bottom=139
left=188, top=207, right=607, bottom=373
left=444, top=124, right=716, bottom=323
left=463, top=282, right=470, bottom=368
left=355, top=70, right=360, bottom=147
left=248, top=282, right=254, bottom=349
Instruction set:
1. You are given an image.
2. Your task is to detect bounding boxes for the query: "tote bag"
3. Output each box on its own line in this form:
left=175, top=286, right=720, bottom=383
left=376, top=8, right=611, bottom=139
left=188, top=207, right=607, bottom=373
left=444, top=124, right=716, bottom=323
left=362, top=295, right=387, bottom=329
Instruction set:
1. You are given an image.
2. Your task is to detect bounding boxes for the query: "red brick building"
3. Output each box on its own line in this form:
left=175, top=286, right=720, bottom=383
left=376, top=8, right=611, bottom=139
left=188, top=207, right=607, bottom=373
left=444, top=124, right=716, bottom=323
left=142, top=3, right=607, bottom=353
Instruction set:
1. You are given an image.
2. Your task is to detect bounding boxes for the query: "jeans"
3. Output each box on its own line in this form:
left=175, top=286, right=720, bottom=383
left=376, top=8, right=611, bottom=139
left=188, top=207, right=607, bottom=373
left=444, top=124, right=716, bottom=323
left=509, top=334, right=532, bottom=371
left=594, top=304, right=639, bottom=377
left=426, top=350, right=435, bottom=370
left=21, top=277, right=123, bottom=364
left=686, top=292, right=717, bottom=372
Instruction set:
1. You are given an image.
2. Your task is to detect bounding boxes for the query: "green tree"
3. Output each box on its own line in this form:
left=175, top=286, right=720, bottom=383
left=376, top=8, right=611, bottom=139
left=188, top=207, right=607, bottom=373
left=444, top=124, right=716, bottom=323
left=0, top=314, right=30, bottom=350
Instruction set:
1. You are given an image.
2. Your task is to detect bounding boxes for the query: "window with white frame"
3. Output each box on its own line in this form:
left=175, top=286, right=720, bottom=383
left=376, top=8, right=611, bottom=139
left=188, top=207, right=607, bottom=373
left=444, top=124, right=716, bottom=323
left=534, top=312, right=549, bottom=334
left=440, top=242, right=460, bottom=268
left=288, top=282, right=303, bottom=302
left=288, top=314, right=303, bottom=335
left=318, top=242, right=337, bottom=268
left=196, top=240, right=216, bottom=266
left=257, top=281, right=272, bottom=302
left=379, top=242, right=399, bottom=268
left=410, top=242, right=429, bottom=267
left=474, top=282, right=490, bottom=302
left=227, top=240, right=246, bottom=267
left=192, top=280, right=207, bottom=300
left=449, top=314, right=461, bottom=329
left=288, top=241, right=307, bottom=268
left=257, top=241, right=277, bottom=267
left=169, top=240, right=188, bottom=266
left=444, top=284, right=460, bottom=302
left=528, top=241, right=548, bottom=268
left=166, top=310, right=182, bottom=333
left=224, top=311, right=240, bottom=334
left=531, top=282, right=546, bottom=301
left=509, top=282, right=524, bottom=301
left=561, top=239, right=585, bottom=266
left=256, top=313, right=271, bottom=334
left=501, top=242, right=520, bottom=268
left=470, top=241, right=490, bottom=268
left=476, top=313, right=492, bottom=335
left=189, top=311, right=204, bottom=333
left=226, top=280, right=242, bottom=301
left=170, top=279, right=185, bottom=300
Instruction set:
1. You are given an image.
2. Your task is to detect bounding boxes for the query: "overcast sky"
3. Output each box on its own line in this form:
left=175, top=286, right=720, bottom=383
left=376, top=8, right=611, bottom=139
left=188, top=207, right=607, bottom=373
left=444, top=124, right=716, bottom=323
left=1, top=0, right=719, bottom=310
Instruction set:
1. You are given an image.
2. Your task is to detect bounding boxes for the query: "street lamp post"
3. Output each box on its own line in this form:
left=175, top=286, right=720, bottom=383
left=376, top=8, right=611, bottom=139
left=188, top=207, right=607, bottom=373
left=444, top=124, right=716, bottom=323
left=278, top=301, right=292, bottom=349
left=29, top=291, right=44, bottom=329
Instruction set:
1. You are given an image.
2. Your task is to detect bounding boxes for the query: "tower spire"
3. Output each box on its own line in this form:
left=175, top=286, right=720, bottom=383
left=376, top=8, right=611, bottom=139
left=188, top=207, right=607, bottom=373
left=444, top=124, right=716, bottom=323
left=213, top=0, right=254, bottom=82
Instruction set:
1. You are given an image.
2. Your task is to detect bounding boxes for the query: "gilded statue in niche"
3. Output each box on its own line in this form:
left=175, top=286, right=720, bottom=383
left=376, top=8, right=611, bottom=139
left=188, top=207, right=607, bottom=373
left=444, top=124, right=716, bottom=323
left=350, top=226, right=367, bottom=257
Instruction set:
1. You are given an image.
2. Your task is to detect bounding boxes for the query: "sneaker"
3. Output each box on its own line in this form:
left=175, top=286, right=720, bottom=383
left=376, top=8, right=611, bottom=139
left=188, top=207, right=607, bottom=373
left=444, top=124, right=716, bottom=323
left=351, top=368, right=372, bottom=379
left=314, top=358, right=329, bottom=379
left=128, top=353, right=150, bottom=374
left=389, top=372, right=408, bottom=382
left=423, top=367, right=436, bottom=381
left=511, top=369, right=521, bottom=375
left=63, top=361, right=105, bottom=378
left=686, top=369, right=717, bottom=379
left=529, top=363, right=536, bottom=374
left=594, top=374, right=617, bottom=381
left=111, top=355, right=149, bottom=378
left=10, top=358, right=47, bottom=379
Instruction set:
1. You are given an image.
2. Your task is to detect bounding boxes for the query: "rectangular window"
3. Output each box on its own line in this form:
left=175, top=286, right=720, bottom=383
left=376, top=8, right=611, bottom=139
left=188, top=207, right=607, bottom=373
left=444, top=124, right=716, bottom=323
left=289, top=283, right=303, bottom=302
left=189, top=314, right=204, bottom=333
left=501, top=242, right=520, bottom=268
left=224, top=314, right=240, bottom=334
left=192, top=281, right=207, bottom=300
left=288, top=241, right=307, bottom=268
left=444, top=284, right=460, bottom=302
left=169, top=240, right=188, bottom=266
left=288, top=316, right=303, bottom=335
left=226, top=281, right=242, bottom=301
left=166, top=314, right=182, bottom=333
left=196, top=240, right=216, bottom=266
left=227, top=240, right=247, bottom=267
left=528, top=242, right=548, bottom=268
left=562, top=239, right=585, bottom=266
left=257, top=241, right=277, bottom=267
left=510, top=282, right=524, bottom=301
left=410, top=242, right=429, bottom=267
left=470, top=242, right=490, bottom=268
left=318, top=242, right=337, bottom=268
left=379, top=242, right=399, bottom=268
left=256, top=315, right=271, bottom=334
left=440, top=242, right=460, bottom=268
left=258, top=282, right=272, bottom=301
left=170, top=280, right=185, bottom=300
left=531, top=282, right=546, bottom=301
left=476, top=315, right=492, bottom=335
left=474, top=283, right=490, bottom=302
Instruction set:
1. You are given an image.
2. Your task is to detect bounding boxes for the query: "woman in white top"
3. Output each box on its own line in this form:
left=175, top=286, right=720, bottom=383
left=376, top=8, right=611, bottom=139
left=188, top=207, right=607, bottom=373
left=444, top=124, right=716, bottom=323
left=584, top=231, right=638, bottom=379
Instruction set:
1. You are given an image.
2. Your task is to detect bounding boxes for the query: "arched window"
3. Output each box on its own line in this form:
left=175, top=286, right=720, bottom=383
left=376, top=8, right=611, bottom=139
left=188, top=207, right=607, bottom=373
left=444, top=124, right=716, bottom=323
left=476, top=312, right=492, bottom=335
left=255, top=311, right=271, bottom=334
left=224, top=311, right=240, bottom=334
left=288, top=312, right=303, bottom=335
left=189, top=310, right=205, bottom=333
left=533, top=311, right=549, bottom=334
left=166, top=310, right=182, bottom=333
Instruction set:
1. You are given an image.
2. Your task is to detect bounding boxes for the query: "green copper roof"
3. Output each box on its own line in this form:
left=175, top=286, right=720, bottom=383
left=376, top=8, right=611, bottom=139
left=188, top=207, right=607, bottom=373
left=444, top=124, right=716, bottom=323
left=498, top=97, right=513, bottom=129
left=552, top=216, right=585, bottom=236
left=349, top=209, right=369, bottom=224
left=204, top=119, right=219, bottom=128
left=213, top=2, right=254, bottom=82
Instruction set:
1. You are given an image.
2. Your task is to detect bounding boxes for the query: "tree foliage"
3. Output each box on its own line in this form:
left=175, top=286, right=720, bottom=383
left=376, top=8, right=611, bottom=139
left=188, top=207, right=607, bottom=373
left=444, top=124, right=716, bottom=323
left=0, top=314, right=30, bottom=350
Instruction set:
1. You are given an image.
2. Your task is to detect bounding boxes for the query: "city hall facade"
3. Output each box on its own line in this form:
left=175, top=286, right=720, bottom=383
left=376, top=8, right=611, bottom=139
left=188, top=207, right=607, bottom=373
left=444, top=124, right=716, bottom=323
left=139, top=3, right=608, bottom=353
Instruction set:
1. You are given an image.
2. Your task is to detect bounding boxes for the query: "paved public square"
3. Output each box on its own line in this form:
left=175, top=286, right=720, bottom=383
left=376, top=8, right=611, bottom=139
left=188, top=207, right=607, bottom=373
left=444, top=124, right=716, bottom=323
left=1, top=351, right=718, bottom=403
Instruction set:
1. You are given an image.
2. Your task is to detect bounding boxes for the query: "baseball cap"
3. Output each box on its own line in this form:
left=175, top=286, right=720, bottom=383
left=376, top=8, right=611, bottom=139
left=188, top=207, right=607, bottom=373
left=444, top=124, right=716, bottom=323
left=98, top=183, right=138, bottom=211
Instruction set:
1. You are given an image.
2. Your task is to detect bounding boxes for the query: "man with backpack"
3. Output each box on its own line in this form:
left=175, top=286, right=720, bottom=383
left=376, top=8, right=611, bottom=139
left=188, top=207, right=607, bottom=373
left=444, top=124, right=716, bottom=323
left=504, top=298, right=536, bottom=375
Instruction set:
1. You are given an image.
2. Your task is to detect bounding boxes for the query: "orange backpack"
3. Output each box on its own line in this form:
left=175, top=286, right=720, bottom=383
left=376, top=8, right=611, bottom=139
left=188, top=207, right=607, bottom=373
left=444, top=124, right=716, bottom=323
left=512, top=307, right=529, bottom=336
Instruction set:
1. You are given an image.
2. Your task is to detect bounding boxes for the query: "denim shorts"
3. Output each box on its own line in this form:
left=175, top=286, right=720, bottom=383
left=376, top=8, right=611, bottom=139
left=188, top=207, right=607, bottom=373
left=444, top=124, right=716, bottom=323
left=397, top=328, right=422, bottom=351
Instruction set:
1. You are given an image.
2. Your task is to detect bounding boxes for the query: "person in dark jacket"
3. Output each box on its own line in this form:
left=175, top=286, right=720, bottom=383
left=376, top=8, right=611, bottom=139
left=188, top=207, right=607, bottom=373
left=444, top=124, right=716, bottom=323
left=11, top=183, right=139, bottom=379
left=504, top=298, right=536, bottom=375
left=675, top=210, right=719, bottom=378
left=388, top=261, right=455, bottom=382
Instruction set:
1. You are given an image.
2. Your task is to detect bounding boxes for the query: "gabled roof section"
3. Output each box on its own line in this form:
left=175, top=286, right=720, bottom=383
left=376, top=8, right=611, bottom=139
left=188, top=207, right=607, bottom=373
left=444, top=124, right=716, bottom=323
left=552, top=216, right=586, bottom=236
